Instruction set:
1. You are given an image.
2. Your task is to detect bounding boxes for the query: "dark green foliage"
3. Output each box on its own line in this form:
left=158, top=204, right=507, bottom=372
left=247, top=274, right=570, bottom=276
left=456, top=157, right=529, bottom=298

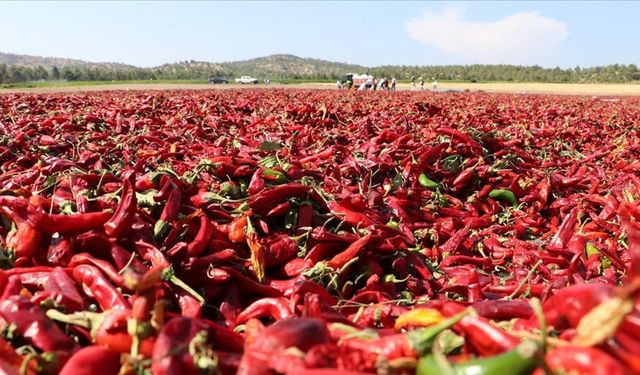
left=0, top=51, right=639, bottom=83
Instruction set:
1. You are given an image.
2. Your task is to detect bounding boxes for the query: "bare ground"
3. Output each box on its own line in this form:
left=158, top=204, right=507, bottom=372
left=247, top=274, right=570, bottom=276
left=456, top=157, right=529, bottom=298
left=2, top=82, right=640, bottom=96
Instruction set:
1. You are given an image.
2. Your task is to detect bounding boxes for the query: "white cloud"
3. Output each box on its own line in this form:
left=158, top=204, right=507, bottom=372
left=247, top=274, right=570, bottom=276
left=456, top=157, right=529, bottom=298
left=406, top=8, right=568, bottom=65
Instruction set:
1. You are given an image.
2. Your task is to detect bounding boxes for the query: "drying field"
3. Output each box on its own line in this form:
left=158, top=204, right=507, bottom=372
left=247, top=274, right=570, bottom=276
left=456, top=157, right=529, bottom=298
left=0, top=89, right=639, bottom=374
left=2, top=81, right=640, bottom=96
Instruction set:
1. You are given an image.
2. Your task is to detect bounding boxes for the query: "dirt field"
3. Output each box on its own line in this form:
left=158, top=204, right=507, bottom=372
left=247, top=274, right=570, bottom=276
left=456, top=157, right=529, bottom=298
left=2, top=82, right=640, bottom=96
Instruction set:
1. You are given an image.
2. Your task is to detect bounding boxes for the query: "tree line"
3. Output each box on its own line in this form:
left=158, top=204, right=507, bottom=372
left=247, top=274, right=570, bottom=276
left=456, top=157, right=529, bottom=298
left=1, top=62, right=640, bottom=84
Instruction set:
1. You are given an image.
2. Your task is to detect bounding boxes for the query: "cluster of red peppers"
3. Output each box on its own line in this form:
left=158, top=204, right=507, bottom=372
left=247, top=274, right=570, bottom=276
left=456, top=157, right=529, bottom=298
left=0, top=90, right=639, bottom=374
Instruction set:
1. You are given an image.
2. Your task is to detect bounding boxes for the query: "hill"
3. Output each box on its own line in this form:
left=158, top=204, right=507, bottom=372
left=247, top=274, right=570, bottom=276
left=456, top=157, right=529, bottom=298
left=224, top=54, right=365, bottom=79
left=0, top=51, right=135, bottom=70
left=1, top=51, right=639, bottom=84
left=0, top=52, right=366, bottom=82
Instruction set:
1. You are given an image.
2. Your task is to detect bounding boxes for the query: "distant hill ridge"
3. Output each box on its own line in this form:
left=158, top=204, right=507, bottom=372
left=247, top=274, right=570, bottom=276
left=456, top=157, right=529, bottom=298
left=0, top=52, right=366, bottom=80
left=1, top=51, right=639, bottom=83
left=0, top=51, right=136, bottom=70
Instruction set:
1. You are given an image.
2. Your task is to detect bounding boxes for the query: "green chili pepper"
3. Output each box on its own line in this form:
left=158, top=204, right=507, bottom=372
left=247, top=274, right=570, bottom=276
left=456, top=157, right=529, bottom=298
left=488, top=189, right=518, bottom=207
left=387, top=220, right=400, bottom=229
left=586, top=242, right=612, bottom=269
left=408, top=310, right=470, bottom=356
left=419, top=173, right=439, bottom=190
left=219, top=181, right=241, bottom=199
left=416, top=341, right=539, bottom=375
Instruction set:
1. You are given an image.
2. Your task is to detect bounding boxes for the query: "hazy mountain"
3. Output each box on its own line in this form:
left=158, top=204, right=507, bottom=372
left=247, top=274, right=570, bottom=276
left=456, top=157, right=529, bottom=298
left=0, top=52, right=365, bottom=79
left=224, top=54, right=365, bottom=78
left=0, top=52, right=136, bottom=70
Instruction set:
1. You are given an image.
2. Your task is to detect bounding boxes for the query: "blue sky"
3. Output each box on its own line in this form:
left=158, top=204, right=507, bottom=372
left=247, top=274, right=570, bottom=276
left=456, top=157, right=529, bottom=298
left=0, top=1, right=638, bottom=68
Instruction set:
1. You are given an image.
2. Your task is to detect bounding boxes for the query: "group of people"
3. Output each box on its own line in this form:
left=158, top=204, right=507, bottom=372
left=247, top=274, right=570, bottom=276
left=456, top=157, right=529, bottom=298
left=361, top=76, right=397, bottom=91
left=336, top=76, right=398, bottom=91
left=411, top=76, right=438, bottom=91
left=337, top=76, right=438, bottom=91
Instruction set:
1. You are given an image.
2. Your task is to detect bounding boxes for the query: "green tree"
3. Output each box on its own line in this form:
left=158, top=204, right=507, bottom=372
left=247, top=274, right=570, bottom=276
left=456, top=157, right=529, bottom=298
left=35, top=65, right=49, bottom=80
left=0, top=64, right=6, bottom=83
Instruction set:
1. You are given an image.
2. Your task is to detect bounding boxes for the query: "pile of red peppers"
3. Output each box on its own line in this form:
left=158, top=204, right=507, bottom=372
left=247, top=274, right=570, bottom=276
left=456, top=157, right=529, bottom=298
left=0, top=89, right=639, bottom=374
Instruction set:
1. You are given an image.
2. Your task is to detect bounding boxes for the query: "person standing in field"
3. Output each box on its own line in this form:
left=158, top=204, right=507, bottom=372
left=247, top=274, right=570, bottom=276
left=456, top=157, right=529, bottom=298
left=378, top=77, right=387, bottom=90
left=432, top=80, right=438, bottom=91
left=391, top=77, right=397, bottom=90
left=419, top=77, right=425, bottom=91
left=411, top=76, right=416, bottom=90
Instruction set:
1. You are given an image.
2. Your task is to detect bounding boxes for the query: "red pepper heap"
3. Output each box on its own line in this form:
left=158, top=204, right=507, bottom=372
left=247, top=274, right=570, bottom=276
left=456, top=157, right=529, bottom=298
left=0, top=90, right=639, bottom=374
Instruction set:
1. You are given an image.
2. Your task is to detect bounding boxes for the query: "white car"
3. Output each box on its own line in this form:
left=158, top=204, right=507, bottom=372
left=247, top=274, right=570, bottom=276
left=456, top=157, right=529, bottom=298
left=235, top=76, right=258, bottom=84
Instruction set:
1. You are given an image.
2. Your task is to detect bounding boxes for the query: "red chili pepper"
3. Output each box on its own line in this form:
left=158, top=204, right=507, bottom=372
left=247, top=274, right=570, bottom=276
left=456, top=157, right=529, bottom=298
left=44, top=267, right=85, bottom=312
left=228, top=215, right=248, bottom=243
left=218, top=266, right=282, bottom=297
left=238, top=318, right=329, bottom=375
left=417, top=142, right=448, bottom=172
left=472, top=300, right=534, bottom=320
left=104, top=169, right=136, bottom=238
left=0, top=295, right=79, bottom=353
left=151, top=317, right=206, bottom=375
left=189, top=191, right=217, bottom=208
left=173, top=287, right=202, bottom=319
left=267, top=201, right=291, bottom=217
left=442, top=302, right=520, bottom=356
left=284, top=279, right=337, bottom=306
left=1, top=206, right=42, bottom=260
left=46, top=233, right=74, bottom=266
left=438, top=226, right=471, bottom=256
left=547, top=207, right=580, bottom=252
left=342, top=333, right=416, bottom=361
left=536, top=346, right=627, bottom=375
left=328, top=201, right=375, bottom=228
left=154, top=180, right=182, bottom=238
left=264, top=233, right=299, bottom=267
left=69, top=253, right=126, bottom=288
left=72, top=265, right=130, bottom=310
left=135, top=240, right=171, bottom=269
left=296, top=204, right=314, bottom=232
left=543, top=283, right=615, bottom=329
left=180, top=249, right=238, bottom=270
left=311, top=227, right=358, bottom=244
left=327, top=233, right=372, bottom=269
left=26, top=203, right=112, bottom=235
left=235, top=297, right=294, bottom=324
left=59, top=346, right=121, bottom=375
left=452, top=167, right=475, bottom=191
left=248, top=167, right=266, bottom=195
left=249, top=183, right=326, bottom=216
left=186, top=213, right=214, bottom=258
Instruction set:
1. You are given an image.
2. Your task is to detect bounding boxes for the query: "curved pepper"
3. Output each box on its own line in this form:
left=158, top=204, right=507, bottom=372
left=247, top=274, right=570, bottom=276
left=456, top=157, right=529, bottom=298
left=59, top=346, right=121, bottom=375
left=0, top=296, right=79, bottom=353
left=72, top=265, right=130, bottom=311
left=104, top=170, right=137, bottom=238
left=417, top=341, right=539, bottom=375
left=235, top=297, right=294, bottom=325
left=488, top=189, right=518, bottom=207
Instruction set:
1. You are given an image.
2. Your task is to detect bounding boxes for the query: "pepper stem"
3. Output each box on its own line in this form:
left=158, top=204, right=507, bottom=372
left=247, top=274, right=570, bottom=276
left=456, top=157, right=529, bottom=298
left=45, top=309, right=93, bottom=329
left=431, top=331, right=456, bottom=375
left=162, top=266, right=205, bottom=305
left=530, top=297, right=554, bottom=375
left=19, top=353, right=37, bottom=375
left=506, top=259, right=543, bottom=300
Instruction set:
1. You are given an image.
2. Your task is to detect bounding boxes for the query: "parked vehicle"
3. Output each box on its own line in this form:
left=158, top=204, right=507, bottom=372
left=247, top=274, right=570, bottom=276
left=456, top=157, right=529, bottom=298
left=209, top=76, right=229, bottom=84
left=235, top=76, right=259, bottom=84
left=340, top=73, right=370, bottom=89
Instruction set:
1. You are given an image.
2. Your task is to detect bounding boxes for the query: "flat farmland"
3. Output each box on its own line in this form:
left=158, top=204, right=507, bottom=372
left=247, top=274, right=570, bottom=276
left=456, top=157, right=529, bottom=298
left=2, top=81, right=640, bottom=96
